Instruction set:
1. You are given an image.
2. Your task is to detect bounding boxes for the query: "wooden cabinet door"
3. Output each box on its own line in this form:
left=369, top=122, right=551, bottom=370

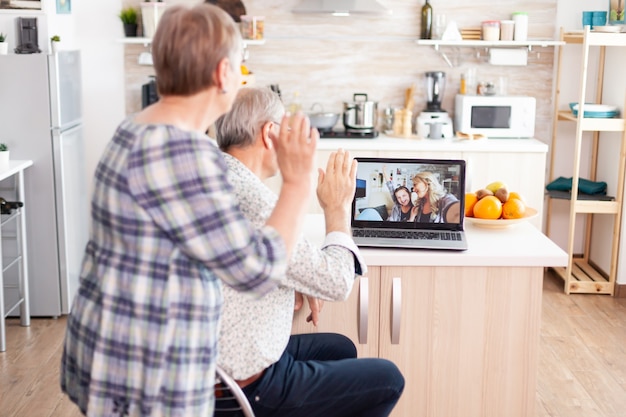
left=291, top=267, right=380, bottom=359
left=378, top=266, right=542, bottom=417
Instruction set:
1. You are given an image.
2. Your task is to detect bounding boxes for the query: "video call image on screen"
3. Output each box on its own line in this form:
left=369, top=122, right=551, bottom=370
left=354, top=161, right=463, bottom=224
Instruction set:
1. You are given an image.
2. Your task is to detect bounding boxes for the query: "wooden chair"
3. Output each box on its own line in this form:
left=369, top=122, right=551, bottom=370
left=214, top=365, right=256, bottom=417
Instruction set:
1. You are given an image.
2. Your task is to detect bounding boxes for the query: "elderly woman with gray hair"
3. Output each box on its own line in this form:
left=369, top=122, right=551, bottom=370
left=60, top=4, right=318, bottom=416
left=214, top=87, right=405, bottom=417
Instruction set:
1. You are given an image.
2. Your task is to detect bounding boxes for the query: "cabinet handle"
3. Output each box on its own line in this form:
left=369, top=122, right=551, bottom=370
left=392, top=277, right=402, bottom=344
left=358, top=276, right=368, bottom=344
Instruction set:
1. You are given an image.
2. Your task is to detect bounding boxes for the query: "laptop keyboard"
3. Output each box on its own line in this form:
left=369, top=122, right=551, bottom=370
left=353, top=229, right=463, bottom=241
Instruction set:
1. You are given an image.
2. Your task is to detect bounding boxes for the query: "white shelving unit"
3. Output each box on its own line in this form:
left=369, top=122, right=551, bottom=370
left=546, top=28, right=626, bottom=295
left=0, top=160, right=33, bottom=352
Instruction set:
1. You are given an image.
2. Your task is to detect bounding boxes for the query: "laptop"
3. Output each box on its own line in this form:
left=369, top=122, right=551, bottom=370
left=351, top=157, right=468, bottom=251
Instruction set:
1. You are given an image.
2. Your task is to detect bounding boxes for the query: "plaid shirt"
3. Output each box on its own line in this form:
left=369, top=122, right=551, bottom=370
left=61, top=118, right=286, bottom=416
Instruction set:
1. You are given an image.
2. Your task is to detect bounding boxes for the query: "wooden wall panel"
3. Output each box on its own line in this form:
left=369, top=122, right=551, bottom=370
left=123, top=0, right=558, bottom=144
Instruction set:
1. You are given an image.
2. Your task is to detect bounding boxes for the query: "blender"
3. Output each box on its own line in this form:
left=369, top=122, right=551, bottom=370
left=417, top=71, right=454, bottom=139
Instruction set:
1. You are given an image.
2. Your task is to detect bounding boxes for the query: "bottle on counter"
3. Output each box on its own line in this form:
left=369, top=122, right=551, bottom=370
left=420, top=0, right=433, bottom=39
left=459, top=73, right=466, bottom=95
left=287, top=91, right=302, bottom=114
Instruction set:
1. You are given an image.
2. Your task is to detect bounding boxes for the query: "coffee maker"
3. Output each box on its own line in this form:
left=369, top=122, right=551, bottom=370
left=15, top=17, right=41, bottom=54
left=417, top=71, right=454, bottom=139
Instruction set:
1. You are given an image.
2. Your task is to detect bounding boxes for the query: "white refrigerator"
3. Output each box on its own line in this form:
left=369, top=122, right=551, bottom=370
left=0, top=51, right=89, bottom=316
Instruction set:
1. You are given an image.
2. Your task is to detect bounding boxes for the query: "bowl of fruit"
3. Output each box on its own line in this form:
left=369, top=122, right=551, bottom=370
left=464, top=181, right=537, bottom=228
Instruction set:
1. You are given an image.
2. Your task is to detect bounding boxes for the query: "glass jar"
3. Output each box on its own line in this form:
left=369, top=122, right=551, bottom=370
left=481, top=20, right=500, bottom=41
left=512, top=12, right=528, bottom=41
left=382, top=107, right=395, bottom=133
left=240, top=15, right=265, bottom=40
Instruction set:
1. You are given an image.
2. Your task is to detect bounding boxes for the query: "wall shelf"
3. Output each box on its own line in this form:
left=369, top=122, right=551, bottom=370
left=118, top=38, right=265, bottom=67
left=416, top=38, right=563, bottom=67
left=416, top=39, right=563, bottom=48
left=117, top=37, right=266, bottom=47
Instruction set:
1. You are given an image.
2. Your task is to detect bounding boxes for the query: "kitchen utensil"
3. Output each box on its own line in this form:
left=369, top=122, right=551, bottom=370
left=425, top=71, right=445, bottom=112
left=404, top=84, right=416, bottom=111
left=307, top=103, right=340, bottom=131
left=343, top=93, right=378, bottom=133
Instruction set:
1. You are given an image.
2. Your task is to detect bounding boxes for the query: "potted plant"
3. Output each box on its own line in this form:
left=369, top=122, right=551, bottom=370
left=0, top=33, right=7, bottom=55
left=119, top=6, right=139, bottom=37
left=50, top=35, right=61, bottom=54
left=0, top=143, right=10, bottom=167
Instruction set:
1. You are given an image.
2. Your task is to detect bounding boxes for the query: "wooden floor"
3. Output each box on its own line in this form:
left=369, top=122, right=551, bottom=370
left=1, top=270, right=625, bottom=417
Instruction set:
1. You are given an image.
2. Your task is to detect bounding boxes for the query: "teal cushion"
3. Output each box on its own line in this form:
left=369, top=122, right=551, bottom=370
left=546, top=177, right=607, bottom=195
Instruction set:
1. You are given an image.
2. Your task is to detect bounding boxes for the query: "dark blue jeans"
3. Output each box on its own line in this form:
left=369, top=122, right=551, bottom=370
left=239, top=333, right=405, bottom=417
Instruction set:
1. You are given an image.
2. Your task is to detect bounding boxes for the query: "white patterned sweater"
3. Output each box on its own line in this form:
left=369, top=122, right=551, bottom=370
left=218, top=153, right=366, bottom=379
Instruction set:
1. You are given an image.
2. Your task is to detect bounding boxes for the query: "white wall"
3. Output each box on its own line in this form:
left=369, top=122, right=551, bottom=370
left=72, top=0, right=125, bottom=194
left=0, top=0, right=124, bottom=195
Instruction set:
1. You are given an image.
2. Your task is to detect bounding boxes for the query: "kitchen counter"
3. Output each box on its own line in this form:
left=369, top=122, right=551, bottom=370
left=303, top=214, right=566, bottom=267
left=316, top=135, right=549, bottom=153
left=297, top=213, right=567, bottom=417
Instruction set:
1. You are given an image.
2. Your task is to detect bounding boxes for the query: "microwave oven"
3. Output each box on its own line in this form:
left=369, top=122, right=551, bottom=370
left=454, top=95, right=536, bottom=138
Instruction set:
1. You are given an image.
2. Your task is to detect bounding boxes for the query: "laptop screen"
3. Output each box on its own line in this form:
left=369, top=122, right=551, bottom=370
left=352, top=157, right=466, bottom=231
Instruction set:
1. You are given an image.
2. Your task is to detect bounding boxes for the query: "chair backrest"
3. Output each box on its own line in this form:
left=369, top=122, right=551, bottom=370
left=214, top=365, right=256, bottom=417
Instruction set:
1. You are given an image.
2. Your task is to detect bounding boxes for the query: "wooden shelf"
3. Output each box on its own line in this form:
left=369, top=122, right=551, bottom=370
left=562, top=30, right=626, bottom=46
left=551, top=259, right=612, bottom=294
left=557, top=110, right=625, bottom=131
left=573, top=200, right=620, bottom=214
left=546, top=27, right=626, bottom=295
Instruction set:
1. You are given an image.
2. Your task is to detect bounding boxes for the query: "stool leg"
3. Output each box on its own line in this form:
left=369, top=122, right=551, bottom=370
left=17, top=170, right=29, bottom=326
left=0, top=221, right=5, bottom=352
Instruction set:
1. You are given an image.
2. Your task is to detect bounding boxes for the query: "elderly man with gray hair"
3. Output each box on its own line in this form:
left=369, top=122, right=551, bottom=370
left=214, top=87, right=405, bottom=417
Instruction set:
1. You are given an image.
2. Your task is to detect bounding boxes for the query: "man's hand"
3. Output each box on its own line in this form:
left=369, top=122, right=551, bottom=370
left=317, top=149, right=357, bottom=212
left=305, top=295, right=324, bottom=326
left=316, top=149, right=357, bottom=234
left=293, top=292, right=324, bottom=326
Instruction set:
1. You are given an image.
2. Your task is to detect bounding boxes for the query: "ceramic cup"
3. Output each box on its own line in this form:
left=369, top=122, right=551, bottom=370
left=582, top=11, right=593, bottom=28
left=592, top=11, right=607, bottom=28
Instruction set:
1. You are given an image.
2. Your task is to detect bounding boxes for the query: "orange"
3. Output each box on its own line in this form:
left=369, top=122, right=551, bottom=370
left=465, top=193, right=478, bottom=217
left=508, top=191, right=526, bottom=204
left=472, top=195, right=503, bottom=219
left=502, top=198, right=526, bottom=219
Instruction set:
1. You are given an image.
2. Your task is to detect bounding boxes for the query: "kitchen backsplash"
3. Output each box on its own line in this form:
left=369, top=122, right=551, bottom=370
left=123, top=0, right=557, bottom=142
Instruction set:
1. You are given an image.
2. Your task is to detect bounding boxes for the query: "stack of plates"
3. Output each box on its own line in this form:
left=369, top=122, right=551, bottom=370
left=460, top=27, right=482, bottom=40
left=569, top=102, right=620, bottom=118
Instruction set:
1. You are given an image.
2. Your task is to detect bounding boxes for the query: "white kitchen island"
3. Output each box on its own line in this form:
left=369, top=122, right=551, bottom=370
left=267, top=136, right=549, bottom=229
left=292, top=214, right=567, bottom=417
